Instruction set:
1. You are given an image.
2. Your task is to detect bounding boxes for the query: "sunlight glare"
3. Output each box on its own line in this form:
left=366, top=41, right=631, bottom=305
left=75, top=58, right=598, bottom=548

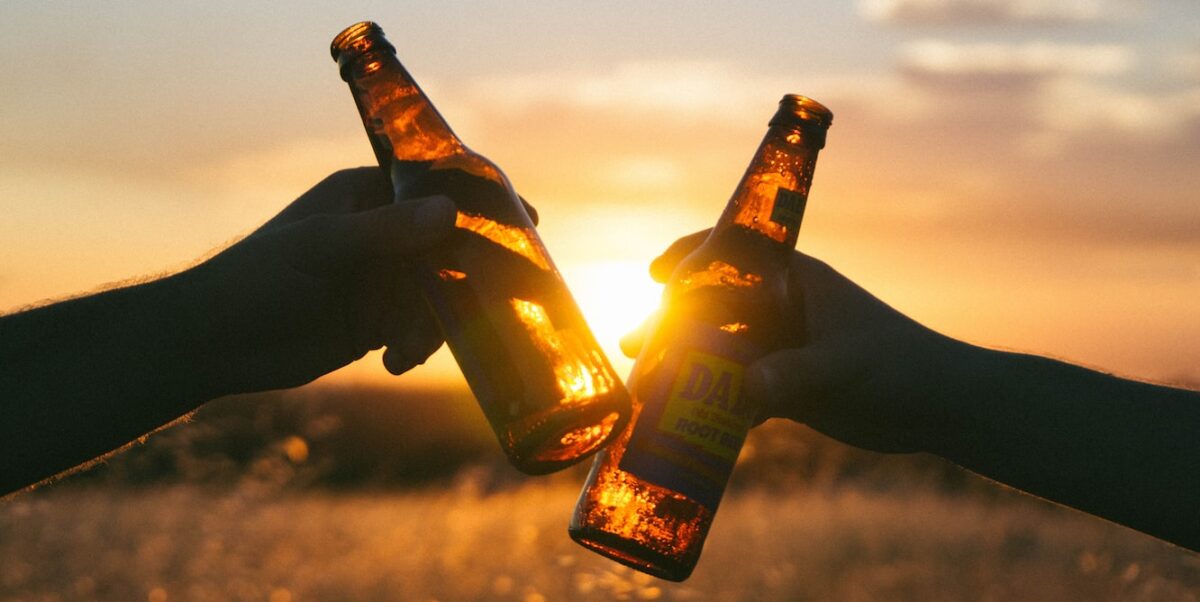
left=509, top=297, right=613, bottom=404
left=562, top=260, right=664, bottom=375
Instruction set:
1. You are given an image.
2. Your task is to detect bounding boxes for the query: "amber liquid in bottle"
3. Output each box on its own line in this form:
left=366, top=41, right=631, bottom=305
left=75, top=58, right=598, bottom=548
left=569, top=95, right=833, bottom=580
left=331, top=22, right=630, bottom=474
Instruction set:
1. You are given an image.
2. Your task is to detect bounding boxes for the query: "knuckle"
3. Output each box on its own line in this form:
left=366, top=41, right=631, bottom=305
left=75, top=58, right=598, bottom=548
left=320, top=168, right=363, bottom=187
left=297, top=213, right=340, bottom=238
left=319, top=167, right=384, bottom=198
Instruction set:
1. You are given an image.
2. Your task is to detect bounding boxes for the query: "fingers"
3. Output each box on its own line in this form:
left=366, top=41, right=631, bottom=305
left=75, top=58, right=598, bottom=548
left=619, top=330, right=645, bottom=360
left=649, top=229, right=711, bottom=283
left=382, top=304, right=445, bottom=375
left=745, top=346, right=836, bottom=424
left=619, top=310, right=661, bottom=359
left=284, top=195, right=457, bottom=278
left=259, top=167, right=392, bottom=232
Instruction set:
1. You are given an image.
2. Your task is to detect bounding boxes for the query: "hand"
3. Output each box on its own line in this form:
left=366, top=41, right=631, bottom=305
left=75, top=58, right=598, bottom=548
left=631, top=230, right=964, bottom=454
left=639, top=232, right=1200, bottom=551
left=185, top=167, right=458, bottom=395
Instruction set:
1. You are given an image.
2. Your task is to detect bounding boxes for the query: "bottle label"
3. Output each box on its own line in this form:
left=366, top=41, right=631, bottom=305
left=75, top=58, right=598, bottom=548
left=618, top=322, right=759, bottom=510
left=770, top=187, right=807, bottom=230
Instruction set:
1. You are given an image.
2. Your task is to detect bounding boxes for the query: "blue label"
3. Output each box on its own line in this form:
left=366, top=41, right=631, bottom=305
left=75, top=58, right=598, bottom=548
left=618, top=320, right=760, bottom=510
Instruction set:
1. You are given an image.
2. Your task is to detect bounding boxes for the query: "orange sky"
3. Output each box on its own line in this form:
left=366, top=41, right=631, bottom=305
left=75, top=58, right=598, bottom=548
left=1, top=2, right=1197, bottom=387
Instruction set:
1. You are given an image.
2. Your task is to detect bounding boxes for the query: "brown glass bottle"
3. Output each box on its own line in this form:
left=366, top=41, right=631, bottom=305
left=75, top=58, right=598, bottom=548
left=330, top=22, right=630, bottom=474
left=569, top=95, right=833, bottom=580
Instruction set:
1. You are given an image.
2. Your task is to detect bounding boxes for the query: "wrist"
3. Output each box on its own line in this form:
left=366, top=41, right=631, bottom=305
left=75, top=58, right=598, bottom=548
left=157, top=264, right=235, bottom=401
left=915, top=334, right=1000, bottom=459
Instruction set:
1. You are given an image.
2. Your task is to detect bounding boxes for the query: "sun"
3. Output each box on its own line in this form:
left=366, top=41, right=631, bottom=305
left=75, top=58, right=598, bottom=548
left=326, top=259, right=666, bottom=388
left=561, top=260, right=665, bottom=376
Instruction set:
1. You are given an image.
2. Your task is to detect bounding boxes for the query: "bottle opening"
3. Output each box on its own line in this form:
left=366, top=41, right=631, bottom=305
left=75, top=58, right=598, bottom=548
left=330, top=21, right=394, bottom=66
left=770, top=94, right=833, bottom=148
left=778, top=94, right=833, bottom=128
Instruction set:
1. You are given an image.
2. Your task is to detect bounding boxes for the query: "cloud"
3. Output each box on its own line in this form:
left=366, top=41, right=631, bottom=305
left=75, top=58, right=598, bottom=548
left=887, top=40, right=1200, bottom=153
left=178, top=56, right=1198, bottom=256
left=424, top=61, right=887, bottom=209
left=1030, top=80, right=1200, bottom=150
left=453, top=61, right=797, bottom=122
left=860, top=0, right=1129, bottom=26
left=1166, top=48, right=1200, bottom=80
left=440, top=59, right=939, bottom=145
left=949, top=202, right=1200, bottom=247
left=898, top=39, right=1133, bottom=90
left=181, top=135, right=375, bottom=198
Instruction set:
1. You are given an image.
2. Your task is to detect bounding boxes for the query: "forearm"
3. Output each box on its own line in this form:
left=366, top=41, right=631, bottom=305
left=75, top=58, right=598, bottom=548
left=0, top=271, right=221, bottom=493
left=934, top=343, right=1200, bottom=550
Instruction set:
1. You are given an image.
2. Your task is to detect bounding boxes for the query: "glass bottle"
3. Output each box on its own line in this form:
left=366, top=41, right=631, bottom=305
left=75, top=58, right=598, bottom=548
left=569, top=95, right=833, bottom=579
left=331, top=22, right=631, bottom=474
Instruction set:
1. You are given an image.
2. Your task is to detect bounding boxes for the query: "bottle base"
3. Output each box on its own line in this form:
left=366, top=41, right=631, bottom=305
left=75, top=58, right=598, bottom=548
left=501, top=405, right=627, bottom=475
left=568, top=525, right=695, bottom=582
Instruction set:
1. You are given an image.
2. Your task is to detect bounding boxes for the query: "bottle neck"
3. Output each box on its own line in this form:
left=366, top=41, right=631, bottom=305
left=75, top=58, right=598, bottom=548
left=342, top=46, right=465, bottom=164
left=712, top=124, right=823, bottom=248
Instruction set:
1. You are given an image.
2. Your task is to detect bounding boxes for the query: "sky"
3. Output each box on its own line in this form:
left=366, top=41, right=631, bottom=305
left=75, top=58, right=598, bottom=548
left=1, top=1, right=1197, bottom=388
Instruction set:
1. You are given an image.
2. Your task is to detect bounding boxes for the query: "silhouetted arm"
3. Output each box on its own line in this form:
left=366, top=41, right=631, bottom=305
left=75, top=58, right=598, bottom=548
left=0, top=273, right=217, bottom=493
left=0, top=168, right=456, bottom=495
left=931, top=346, right=1200, bottom=550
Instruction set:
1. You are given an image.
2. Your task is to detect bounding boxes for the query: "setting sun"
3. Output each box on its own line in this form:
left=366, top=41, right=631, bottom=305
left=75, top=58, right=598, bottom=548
left=562, top=260, right=664, bottom=375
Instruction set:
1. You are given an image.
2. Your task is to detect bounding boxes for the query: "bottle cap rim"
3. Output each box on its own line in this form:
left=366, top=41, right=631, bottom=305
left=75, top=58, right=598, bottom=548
left=773, top=94, right=833, bottom=129
left=331, top=21, right=393, bottom=63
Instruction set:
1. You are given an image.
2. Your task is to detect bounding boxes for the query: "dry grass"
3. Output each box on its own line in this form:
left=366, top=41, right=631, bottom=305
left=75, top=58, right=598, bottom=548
left=3, top=479, right=1198, bottom=601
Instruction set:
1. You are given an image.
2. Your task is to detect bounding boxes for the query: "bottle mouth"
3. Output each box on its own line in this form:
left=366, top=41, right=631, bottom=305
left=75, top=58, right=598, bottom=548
left=770, top=94, right=833, bottom=148
left=330, top=21, right=394, bottom=63
left=777, top=94, right=833, bottom=128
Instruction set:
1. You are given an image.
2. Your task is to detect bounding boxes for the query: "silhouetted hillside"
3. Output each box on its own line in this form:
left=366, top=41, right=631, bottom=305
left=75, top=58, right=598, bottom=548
left=80, top=375, right=1200, bottom=494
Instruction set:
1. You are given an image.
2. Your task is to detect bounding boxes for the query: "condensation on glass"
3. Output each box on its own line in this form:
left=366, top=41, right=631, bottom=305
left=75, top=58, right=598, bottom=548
left=331, top=22, right=631, bottom=474
left=569, top=95, right=833, bottom=580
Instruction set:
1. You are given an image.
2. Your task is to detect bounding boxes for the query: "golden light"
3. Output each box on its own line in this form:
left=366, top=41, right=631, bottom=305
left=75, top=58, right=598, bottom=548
left=677, top=260, right=761, bottom=292
left=509, top=297, right=614, bottom=405
left=561, top=260, right=664, bottom=375
left=455, top=212, right=552, bottom=271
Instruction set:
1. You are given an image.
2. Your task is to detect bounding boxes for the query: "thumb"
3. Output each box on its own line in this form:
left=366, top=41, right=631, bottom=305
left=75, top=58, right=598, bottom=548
left=745, top=346, right=837, bottom=424
left=285, top=195, right=457, bottom=276
left=618, top=310, right=662, bottom=359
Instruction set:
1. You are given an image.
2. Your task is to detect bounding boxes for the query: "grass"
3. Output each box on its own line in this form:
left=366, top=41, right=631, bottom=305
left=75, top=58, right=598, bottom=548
left=4, top=384, right=1198, bottom=600
left=3, top=478, right=1198, bottom=601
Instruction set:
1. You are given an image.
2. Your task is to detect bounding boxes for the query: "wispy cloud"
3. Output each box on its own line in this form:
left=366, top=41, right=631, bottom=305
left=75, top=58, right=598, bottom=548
left=184, top=135, right=373, bottom=198
left=454, top=61, right=797, bottom=121
left=890, top=40, right=1200, bottom=153
left=1031, top=80, right=1200, bottom=150
left=1166, top=47, right=1200, bottom=80
left=899, top=39, right=1133, bottom=81
left=175, top=55, right=1198, bottom=258
left=859, top=0, right=1130, bottom=26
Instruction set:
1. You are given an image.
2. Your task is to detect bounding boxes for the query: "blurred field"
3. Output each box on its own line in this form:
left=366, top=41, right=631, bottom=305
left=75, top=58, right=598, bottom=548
left=4, top=481, right=1199, bottom=601
left=3, top=385, right=1199, bottom=601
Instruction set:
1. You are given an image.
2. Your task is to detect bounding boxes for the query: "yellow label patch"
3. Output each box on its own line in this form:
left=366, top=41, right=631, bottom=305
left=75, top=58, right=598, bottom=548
left=657, top=350, right=751, bottom=461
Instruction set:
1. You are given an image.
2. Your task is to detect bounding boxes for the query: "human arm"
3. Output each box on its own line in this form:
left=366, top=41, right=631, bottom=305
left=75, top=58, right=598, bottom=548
left=0, top=168, right=456, bottom=494
left=646, top=231, right=1200, bottom=551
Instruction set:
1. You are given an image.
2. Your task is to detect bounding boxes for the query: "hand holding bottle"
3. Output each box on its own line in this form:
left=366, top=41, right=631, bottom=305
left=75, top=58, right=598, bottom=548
left=332, top=22, right=631, bottom=473
left=191, top=168, right=458, bottom=394
left=642, top=232, right=1200, bottom=553
left=570, top=95, right=835, bottom=581
left=639, top=230, right=960, bottom=454
left=0, top=167, right=459, bottom=493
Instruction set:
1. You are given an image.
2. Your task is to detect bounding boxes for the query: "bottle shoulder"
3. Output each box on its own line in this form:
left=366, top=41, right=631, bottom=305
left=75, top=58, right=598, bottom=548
left=432, top=152, right=508, bottom=186
left=663, top=228, right=795, bottom=346
left=670, top=227, right=790, bottom=292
